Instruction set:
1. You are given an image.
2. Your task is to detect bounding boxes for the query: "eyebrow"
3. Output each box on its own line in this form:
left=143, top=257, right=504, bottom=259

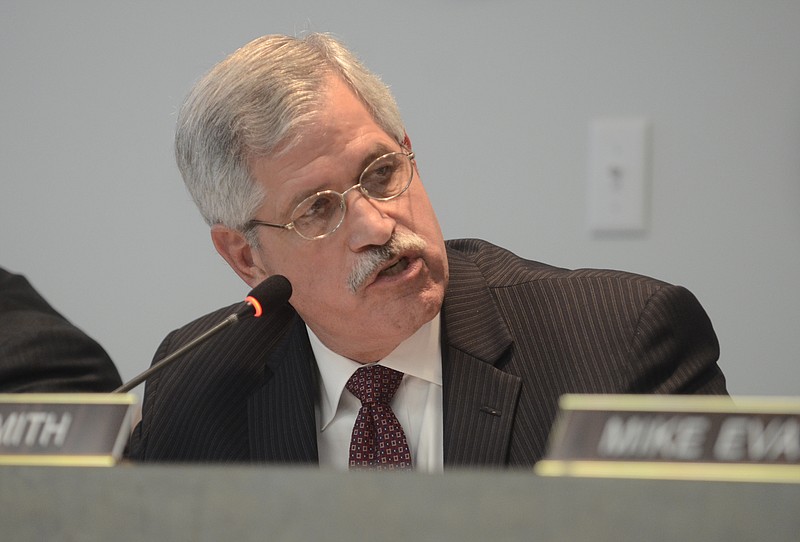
left=356, top=143, right=397, bottom=174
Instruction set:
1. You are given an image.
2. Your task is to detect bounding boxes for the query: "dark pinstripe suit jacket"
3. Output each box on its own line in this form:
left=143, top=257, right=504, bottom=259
left=128, top=239, right=726, bottom=466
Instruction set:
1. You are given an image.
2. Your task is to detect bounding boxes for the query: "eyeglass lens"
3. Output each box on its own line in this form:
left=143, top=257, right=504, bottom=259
left=291, top=152, right=412, bottom=239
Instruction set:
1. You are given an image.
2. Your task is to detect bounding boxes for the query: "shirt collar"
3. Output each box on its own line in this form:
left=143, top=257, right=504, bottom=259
left=309, top=313, right=442, bottom=431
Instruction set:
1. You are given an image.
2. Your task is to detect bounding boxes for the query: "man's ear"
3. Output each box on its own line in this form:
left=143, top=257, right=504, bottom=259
left=403, top=132, right=419, bottom=174
left=210, top=224, right=268, bottom=288
left=402, top=132, right=412, bottom=151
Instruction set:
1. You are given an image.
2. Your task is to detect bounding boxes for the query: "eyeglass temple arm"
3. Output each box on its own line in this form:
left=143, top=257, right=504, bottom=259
left=246, top=220, right=294, bottom=232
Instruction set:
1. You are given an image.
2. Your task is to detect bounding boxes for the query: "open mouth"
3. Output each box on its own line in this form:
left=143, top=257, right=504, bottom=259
left=348, top=230, right=428, bottom=293
left=377, top=257, right=410, bottom=278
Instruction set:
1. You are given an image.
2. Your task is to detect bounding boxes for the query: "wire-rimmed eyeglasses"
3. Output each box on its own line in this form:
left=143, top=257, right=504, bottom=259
left=246, top=151, right=415, bottom=241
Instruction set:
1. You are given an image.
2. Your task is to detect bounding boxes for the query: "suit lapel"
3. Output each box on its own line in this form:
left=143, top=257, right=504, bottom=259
left=442, top=247, right=522, bottom=467
left=246, top=247, right=523, bottom=467
left=248, top=315, right=319, bottom=463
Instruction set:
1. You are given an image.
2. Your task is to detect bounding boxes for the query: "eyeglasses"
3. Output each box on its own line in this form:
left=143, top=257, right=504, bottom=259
left=246, top=151, right=415, bottom=241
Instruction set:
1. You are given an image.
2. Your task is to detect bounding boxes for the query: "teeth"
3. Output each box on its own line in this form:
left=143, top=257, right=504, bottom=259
left=380, top=257, right=409, bottom=277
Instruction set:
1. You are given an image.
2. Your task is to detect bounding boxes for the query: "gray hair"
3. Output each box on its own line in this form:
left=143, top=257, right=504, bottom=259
left=174, top=33, right=406, bottom=244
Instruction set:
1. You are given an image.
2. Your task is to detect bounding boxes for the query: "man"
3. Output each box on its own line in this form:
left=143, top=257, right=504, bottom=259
left=128, top=33, right=726, bottom=469
left=0, top=267, right=122, bottom=392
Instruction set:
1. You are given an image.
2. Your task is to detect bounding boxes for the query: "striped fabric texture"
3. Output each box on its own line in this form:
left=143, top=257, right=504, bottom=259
left=128, top=239, right=726, bottom=467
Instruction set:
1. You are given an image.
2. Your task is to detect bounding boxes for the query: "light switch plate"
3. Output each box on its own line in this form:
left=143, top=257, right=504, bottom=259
left=587, top=118, right=650, bottom=233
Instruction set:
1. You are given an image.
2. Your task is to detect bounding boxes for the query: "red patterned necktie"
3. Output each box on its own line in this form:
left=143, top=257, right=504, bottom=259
left=346, top=364, right=412, bottom=470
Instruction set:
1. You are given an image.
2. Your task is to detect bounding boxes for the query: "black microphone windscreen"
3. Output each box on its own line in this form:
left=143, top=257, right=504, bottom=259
left=248, top=274, right=292, bottom=309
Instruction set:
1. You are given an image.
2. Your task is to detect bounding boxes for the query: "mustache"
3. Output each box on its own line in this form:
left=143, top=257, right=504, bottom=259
left=347, top=231, right=427, bottom=293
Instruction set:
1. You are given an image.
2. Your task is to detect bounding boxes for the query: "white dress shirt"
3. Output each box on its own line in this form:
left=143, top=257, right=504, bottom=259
left=310, top=314, right=443, bottom=472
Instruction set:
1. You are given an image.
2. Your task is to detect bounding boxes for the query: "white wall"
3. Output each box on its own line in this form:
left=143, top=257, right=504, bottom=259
left=2, top=1, right=798, bottom=397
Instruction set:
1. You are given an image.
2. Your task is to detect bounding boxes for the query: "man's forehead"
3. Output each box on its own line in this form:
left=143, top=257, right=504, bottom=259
left=250, top=76, right=400, bottom=195
left=304, top=141, right=400, bottom=192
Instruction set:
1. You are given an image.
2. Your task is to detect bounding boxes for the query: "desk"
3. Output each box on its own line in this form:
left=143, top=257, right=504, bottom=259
left=2, top=465, right=798, bottom=541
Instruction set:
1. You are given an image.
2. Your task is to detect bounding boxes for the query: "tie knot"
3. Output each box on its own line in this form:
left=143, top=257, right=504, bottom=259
left=345, top=364, right=404, bottom=405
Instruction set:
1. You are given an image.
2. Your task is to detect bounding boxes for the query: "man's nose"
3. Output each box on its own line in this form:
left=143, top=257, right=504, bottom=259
left=344, top=190, right=395, bottom=250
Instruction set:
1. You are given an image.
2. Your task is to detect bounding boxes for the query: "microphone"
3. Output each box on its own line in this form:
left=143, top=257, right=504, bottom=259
left=113, top=275, right=292, bottom=393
